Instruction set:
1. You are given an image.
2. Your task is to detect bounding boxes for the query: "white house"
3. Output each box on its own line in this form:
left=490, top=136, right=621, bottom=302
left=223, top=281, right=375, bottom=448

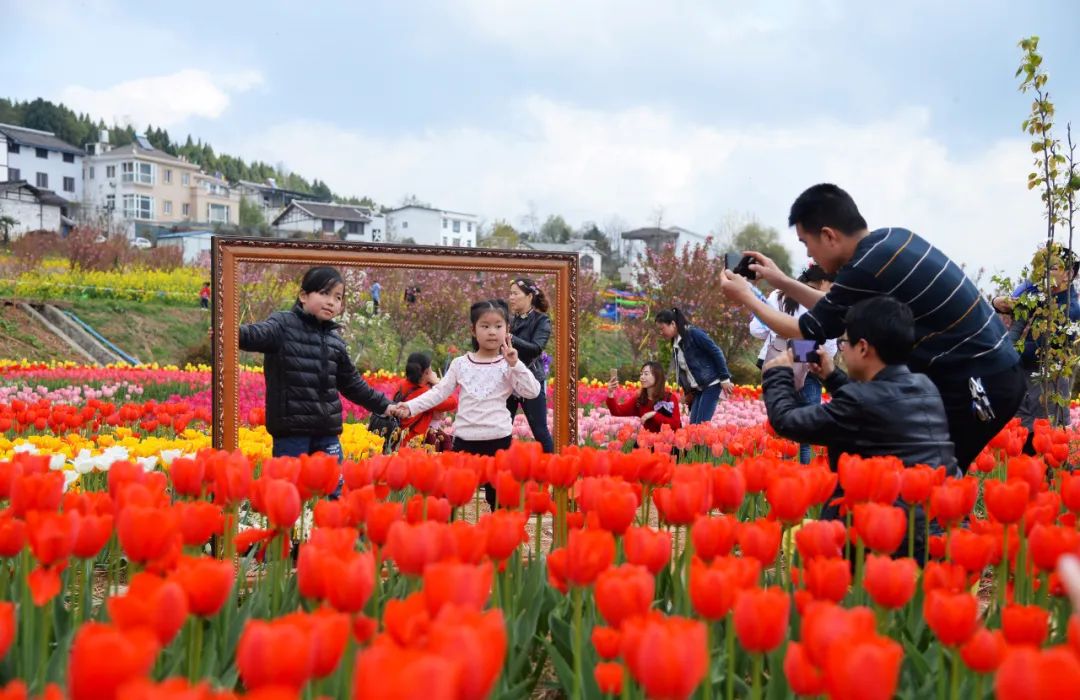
left=271, top=200, right=376, bottom=240
left=619, top=225, right=715, bottom=283
left=0, top=181, right=68, bottom=237
left=155, top=230, right=214, bottom=265
left=524, top=239, right=604, bottom=276
left=0, top=124, right=84, bottom=206
left=385, top=205, right=478, bottom=247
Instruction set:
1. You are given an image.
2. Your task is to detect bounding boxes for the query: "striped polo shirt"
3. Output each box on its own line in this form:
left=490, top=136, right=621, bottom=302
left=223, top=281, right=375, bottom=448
left=798, top=228, right=1018, bottom=376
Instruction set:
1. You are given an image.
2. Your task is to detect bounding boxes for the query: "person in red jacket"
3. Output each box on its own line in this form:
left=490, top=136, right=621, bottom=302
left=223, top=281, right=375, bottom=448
left=606, top=361, right=682, bottom=432
left=397, top=352, right=459, bottom=448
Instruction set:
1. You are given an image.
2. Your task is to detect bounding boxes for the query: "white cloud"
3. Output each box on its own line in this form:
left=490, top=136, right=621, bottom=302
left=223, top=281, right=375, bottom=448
left=58, top=70, right=264, bottom=128
left=233, top=96, right=1043, bottom=276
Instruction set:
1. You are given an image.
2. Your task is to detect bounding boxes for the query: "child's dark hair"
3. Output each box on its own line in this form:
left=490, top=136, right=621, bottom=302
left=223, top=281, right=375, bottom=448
left=404, top=352, right=432, bottom=384
left=512, top=278, right=550, bottom=313
left=780, top=264, right=835, bottom=315
left=844, top=297, right=914, bottom=365
left=300, top=266, right=345, bottom=295
left=469, top=299, right=511, bottom=350
left=636, top=361, right=668, bottom=407
left=788, top=183, right=868, bottom=236
left=653, top=307, right=689, bottom=341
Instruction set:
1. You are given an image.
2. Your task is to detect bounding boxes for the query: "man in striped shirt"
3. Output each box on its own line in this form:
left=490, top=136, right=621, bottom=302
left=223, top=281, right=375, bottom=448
left=720, top=183, right=1026, bottom=473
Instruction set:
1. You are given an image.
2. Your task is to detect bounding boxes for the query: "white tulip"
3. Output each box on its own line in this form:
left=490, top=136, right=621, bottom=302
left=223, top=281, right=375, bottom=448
left=159, top=449, right=183, bottom=466
left=49, top=453, right=66, bottom=471
left=73, top=450, right=97, bottom=475
left=13, top=443, right=37, bottom=454
left=136, top=456, right=158, bottom=473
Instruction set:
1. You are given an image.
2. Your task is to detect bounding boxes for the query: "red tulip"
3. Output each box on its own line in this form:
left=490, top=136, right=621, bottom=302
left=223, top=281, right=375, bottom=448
left=594, top=564, right=653, bottom=628
left=168, top=458, right=205, bottom=498
left=26, top=510, right=76, bottom=567
left=947, top=529, right=995, bottom=574
left=298, top=452, right=342, bottom=499
left=803, top=557, right=851, bottom=603
left=959, top=627, right=1006, bottom=673
left=385, top=520, right=452, bottom=577
left=1006, top=454, right=1045, bottom=496
left=863, top=555, right=917, bottom=610
left=710, top=465, right=746, bottom=513
left=117, top=505, right=181, bottom=571
left=442, top=467, right=480, bottom=508
left=422, top=561, right=493, bottom=616
left=1001, top=604, right=1049, bottom=647
left=995, top=646, right=1080, bottom=700
left=1028, top=524, right=1080, bottom=573
left=106, top=572, right=188, bottom=646
left=984, top=479, right=1030, bottom=524
left=595, top=482, right=638, bottom=535
left=738, top=519, right=782, bottom=566
left=1061, top=472, right=1080, bottom=515
left=261, top=478, right=301, bottom=531
left=689, top=558, right=735, bottom=621
left=800, top=602, right=877, bottom=669
left=766, top=474, right=811, bottom=525
left=623, top=526, right=672, bottom=575
left=592, top=626, right=622, bottom=660
left=923, top=589, right=978, bottom=646
left=594, top=662, right=624, bottom=696
left=823, top=634, right=903, bottom=700
left=691, top=514, right=737, bottom=562
left=68, top=623, right=159, bottom=700
left=0, top=602, right=13, bottom=662
left=783, top=642, right=826, bottom=696
left=621, top=614, right=708, bottom=700
left=364, top=500, right=403, bottom=547
left=481, top=510, right=528, bottom=562
left=10, top=471, right=64, bottom=518
left=837, top=455, right=901, bottom=509
left=353, top=638, right=458, bottom=700
left=0, top=510, right=26, bottom=557
left=173, top=501, right=222, bottom=549
left=426, top=606, right=508, bottom=700
left=237, top=618, right=315, bottom=691
left=795, top=519, right=847, bottom=560
left=560, top=528, right=616, bottom=588
left=852, top=503, right=906, bottom=555
left=899, top=465, right=939, bottom=505
left=929, top=477, right=978, bottom=528
left=734, top=587, right=789, bottom=653
left=171, top=555, right=234, bottom=617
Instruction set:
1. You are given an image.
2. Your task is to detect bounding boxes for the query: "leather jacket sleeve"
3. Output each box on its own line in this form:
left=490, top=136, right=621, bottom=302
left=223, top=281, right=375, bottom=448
left=763, top=366, right=860, bottom=445
left=512, top=314, right=552, bottom=365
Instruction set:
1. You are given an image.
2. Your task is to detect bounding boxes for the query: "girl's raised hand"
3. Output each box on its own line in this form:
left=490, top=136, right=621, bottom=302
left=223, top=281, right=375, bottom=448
left=501, top=337, right=519, bottom=365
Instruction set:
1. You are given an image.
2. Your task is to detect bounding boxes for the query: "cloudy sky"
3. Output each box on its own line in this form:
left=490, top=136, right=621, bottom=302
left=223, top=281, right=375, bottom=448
left=7, top=0, right=1080, bottom=276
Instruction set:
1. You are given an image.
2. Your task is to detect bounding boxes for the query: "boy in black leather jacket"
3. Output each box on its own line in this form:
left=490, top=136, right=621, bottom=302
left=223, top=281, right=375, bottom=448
left=763, top=296, right=957, bottom=474
left=763, top=297, right=956, bottom=562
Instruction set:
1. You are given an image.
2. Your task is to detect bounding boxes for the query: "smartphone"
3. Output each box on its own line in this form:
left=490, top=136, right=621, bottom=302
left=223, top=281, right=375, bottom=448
left=724, top=252, right=757, bottom=280
left=610, top=368, right=618, bottom=382
left=789, top=339, right=821, bottom=363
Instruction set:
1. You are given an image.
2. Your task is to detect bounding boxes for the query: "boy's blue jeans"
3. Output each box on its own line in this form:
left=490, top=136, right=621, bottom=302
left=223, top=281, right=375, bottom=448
left=272, top=434, right=344, bottom=499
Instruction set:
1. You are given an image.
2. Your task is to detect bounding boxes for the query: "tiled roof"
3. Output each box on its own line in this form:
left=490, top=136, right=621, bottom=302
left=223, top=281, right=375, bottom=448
left=0, top=123, right=85, bottom=156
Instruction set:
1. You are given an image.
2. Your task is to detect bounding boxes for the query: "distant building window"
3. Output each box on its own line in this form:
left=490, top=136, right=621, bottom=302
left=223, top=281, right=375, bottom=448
left=453, top=220, right=461, bottom=233
left=182, top=203, right=190, bottom=217
left=63, top=177, right=75, bottom=193
left=8, top=168, right=19, bottom=181
left=35, top=148, right=48, bottom=159
left=346, top=221, right=361, bottom=234
left=63, top=153, right=75, bottom=163
left=208, top=204, right=230, bottom=223
left=122, top=161, right=153, bottom=185
left=8, top=144, right=18, bottom=154
left=467, top=240, right=472, bottom=247
left=467, top=222, right=473, bottom=232
left=322, top=219, right=335, bottom=232
left=402, top=221, right=408, bottom=229
left=164, top=169, right=172, bottom=184
left=443, top=218, right=448, bottom=229
left=203, top=180, right=227, bottom=196
left=122, top=194, right=153, bottom=220
left=182, top=173, right=190, bottom=186
left=105, top=194, right=115, bottom=211
left=442, top=236, right=448, bottom=245
left=163, top=200, right=173, bottom=215
left=452, top=238, right=460, bottom=247
left=35, top=172, right=48, bottom=188
left=106, top=165, right=116, bottom=178
left=88, top=166, right=95, bottom=179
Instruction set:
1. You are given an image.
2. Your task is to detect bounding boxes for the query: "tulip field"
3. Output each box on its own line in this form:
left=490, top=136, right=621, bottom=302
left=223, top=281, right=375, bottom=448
left=2, top=361, right=1080, bottom=699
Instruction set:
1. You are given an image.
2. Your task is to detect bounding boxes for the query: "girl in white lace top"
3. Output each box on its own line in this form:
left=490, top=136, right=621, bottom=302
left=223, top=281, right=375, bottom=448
left=394, top=300, right=540, bottom=508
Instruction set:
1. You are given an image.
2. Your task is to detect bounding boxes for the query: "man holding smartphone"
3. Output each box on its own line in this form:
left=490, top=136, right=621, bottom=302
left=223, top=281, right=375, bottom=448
left=721, top=184, right=1025, bottom=474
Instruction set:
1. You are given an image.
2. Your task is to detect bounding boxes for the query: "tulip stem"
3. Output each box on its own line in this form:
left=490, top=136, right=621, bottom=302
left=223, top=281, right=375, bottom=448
left=750, top=653, right=762, bottom=700
left=535, top=512, right=543, bottom=560
left=974, top=673, right=984, bottom=700
left=907, top=504, right=916, bottom=560
left=572, top=587, right=584, bottom=700
left=187, top=618, right=204, bottom=682
left=36, top=598, right=51, bottom=693
left=949, top=647, right=960, bottom=700
left=725, top=615, right=734, bottom=700
left=703, top=622, right=714, bottom=700
left=998, top=535, right=1009, bottom=616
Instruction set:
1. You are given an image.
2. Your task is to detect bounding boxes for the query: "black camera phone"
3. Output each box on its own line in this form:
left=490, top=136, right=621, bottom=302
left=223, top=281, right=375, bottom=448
left=724, top=252, right=757, bottom=280
left=788, top=339, right=821, bottom=363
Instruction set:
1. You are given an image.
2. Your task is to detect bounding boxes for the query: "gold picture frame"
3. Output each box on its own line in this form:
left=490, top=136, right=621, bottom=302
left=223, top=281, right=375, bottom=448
left=210, top=236, right=579, bottom=452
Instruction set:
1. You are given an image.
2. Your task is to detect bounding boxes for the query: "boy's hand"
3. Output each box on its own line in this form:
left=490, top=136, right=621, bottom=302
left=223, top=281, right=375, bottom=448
left=808, top=347, right=835, bottom=379
left=501, top=338, right=519, bottom=366
left=763, top=350, right=794, bottom=372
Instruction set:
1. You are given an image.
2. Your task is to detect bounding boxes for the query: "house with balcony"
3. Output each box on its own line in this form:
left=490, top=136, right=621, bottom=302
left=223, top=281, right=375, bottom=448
left=82, top=134, right=239, bottom=236
left=236, top=179, right=322, bottom=224
left=619, top=225, right=714, bottom=283
left=384, top=204, right=478, bottom=247
left=0, top=123, right=84, bottom=207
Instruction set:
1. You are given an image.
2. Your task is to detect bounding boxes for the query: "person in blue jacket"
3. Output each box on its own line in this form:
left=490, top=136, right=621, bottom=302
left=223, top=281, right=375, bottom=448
left=655, top=307, right=735, bottom=424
